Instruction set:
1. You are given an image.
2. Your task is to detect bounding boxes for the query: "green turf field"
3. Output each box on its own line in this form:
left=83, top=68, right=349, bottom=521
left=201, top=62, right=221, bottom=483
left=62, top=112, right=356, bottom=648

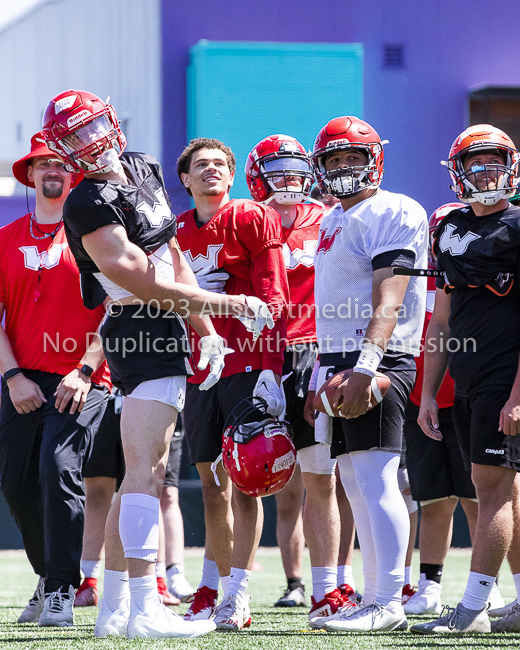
left=0, top=548, right=518, bottom=649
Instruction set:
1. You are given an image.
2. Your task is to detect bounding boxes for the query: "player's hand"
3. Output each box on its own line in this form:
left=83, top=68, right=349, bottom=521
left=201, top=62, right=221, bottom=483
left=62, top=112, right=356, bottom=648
left=195, top=266, right=229, bottom=294
left=418, top=398, right=443, bottom=441
left=236, top=295, right=275, bottom=341
left=333, top=371, right=372, bottom=419
left=7, top=374, right=47, bottom=414
left=197, top=334, right=234, bottom=391
left=499, top=394, right=520, bottom=436
left=253, top=370, right=286, bottom=418
left=54, top=369, right=91, bottom=414
left=304, top=390, right=318, bottom=427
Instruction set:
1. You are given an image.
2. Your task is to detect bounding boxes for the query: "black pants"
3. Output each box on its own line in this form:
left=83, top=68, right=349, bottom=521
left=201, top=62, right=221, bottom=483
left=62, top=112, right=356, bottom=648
left=0, top=370, right=108, bottom=589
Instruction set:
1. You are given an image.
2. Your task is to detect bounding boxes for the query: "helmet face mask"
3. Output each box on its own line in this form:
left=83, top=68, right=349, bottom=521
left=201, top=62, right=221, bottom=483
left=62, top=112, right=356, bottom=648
left=443, top=125, right=520, bottom=206
left=245, top=134, right=314, bottom=204
left=312, top=117, right=387, bottom=198
left=43, top=90, right=127, bottom=174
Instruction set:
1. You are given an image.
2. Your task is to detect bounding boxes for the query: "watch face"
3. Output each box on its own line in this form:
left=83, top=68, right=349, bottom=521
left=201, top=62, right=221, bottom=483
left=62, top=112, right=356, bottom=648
left=81, top=364, right=94, bottom=377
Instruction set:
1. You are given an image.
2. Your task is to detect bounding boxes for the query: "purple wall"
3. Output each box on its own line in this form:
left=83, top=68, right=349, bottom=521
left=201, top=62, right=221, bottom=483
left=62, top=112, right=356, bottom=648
left=0, top=197, right=32, bottom=228
left=161, top=0, right=520, bottom=216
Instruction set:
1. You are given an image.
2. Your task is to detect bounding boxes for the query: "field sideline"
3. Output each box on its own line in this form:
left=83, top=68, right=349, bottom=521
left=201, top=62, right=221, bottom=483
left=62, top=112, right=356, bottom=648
left=0, top=548, right=518, bottom=649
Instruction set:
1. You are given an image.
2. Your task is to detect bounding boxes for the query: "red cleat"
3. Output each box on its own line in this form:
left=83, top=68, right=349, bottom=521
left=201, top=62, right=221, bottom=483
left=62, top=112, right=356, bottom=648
left=74, top=577, right=98, bottom=607
left=402, top=583, right=417, bottom=605
left=184, top=586, right=218, bottom=621
left=157, top=576, right=181, bottom=606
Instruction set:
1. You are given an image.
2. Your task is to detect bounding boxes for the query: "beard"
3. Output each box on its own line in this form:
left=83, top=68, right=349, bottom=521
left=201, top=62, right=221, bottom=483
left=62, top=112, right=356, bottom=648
left=42, top=180, right=64, bottom=199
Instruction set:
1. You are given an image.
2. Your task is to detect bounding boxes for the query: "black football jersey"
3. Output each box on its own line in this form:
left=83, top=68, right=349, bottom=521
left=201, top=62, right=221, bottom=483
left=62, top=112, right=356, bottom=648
left=63, top=152, right=178, bottom=308
left=433, top=204, right=520, bottom=396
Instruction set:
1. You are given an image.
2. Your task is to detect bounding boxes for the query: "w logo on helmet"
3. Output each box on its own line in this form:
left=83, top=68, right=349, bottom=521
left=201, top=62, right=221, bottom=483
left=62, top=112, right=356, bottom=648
left=438, top=224, right=480, bottom=256
left=316, top=227, right=342, bottom=254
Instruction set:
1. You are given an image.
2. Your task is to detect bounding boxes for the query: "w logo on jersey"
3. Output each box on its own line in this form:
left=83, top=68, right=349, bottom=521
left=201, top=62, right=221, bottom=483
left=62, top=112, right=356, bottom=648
left=283, top=241, right=317, bottom=269
left=316, top=227, right=342, bottom=254
left=20, top=243, right=68, bottom=271
left=183, top=244, right=224, bottom=273
left=438, top=224, right=480, bottom=256
left=136, top=188, right=171, bottom=227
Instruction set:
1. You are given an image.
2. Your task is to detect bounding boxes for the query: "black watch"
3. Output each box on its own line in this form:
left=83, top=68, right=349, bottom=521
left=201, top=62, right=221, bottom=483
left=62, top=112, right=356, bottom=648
left=76, top=363, right=94, bottom=378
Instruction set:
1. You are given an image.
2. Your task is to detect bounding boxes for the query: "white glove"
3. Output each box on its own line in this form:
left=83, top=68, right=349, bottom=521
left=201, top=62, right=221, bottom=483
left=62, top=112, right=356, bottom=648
left=197, top=334, right=234, bottom=391
left=195, top=266, right=229, bottom=294
left=236, top=295, right=275, bottom=341
left=253, top=369, right=286, bottom=418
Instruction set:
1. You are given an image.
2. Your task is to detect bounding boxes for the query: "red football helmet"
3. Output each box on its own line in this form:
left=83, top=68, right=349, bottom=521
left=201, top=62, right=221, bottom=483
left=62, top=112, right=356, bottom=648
left=245, top=134, right=314, bottom=204
left=42, top=89, right=126, bottom=173
left=442, top=124, right=520, bottom=206
left=427, top=202, right=464, bottom=266
left=312, top=116, right=387, bottom=197
left=222, top=397, right=296, bottom=497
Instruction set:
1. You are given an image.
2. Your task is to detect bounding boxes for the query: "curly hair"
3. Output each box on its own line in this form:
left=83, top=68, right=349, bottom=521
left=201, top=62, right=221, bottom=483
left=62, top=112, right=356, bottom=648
left=176, top=138, right=236, bottom=196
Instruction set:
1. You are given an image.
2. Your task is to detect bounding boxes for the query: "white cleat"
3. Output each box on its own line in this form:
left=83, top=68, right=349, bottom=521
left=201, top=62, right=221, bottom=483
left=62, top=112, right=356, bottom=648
left=404, top=574, right=442, bottom=615
left=487, top=581, right=505, bottom=611
left=324, top=602, right=408, bottom=632
left=18, top=577, right=45, bottom=623
left=94, top=599, right=130, bottom=637
left=128, top=598, right=216, bottom=638
left=212, top=594, right=252, bottom=631
left=410, top=602, right=490, bottom=635
left=489, top=600, right=517, bottom=618
left=167, top=569, right=195, bottom=603
left=38, top=586, right=75, bottom=627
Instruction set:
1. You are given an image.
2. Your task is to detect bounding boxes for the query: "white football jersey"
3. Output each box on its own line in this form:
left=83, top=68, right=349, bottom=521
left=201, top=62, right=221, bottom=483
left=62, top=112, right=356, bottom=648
left=314, top=190, right=428, bottom=356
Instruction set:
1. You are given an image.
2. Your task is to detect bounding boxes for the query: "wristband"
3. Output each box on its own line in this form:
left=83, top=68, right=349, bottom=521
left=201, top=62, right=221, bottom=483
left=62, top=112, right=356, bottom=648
left=3, top=367, right=23, bottom=383
left=76, top=363, right=94, bottom=378
left=353, top=343, right=384, bottom=378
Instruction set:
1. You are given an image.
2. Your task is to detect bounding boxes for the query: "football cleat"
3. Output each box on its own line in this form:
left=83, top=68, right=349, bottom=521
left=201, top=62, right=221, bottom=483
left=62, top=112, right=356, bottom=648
left=324, top=602, right=408, bottom=632
left=39, top=585, right=75, bottom=627
left=128, top=598, right=215, bottom=639
left=157, top=576, right=181, bottom=606
left=410, top=602, right=491, bottom=635
left=212, top=594, right=252, bottom=631
left=94, top=599, right=130, bottom=637
left=491, top=602, right=520, bottom=633
left=401, top=583, right=417, bottom=605
left=487, top=581, right=505, bottom=611
left=18, top=576, right=45, bottom=623
left=489, top=600, right=517, bottom=618
left=404, top=575, right=442, bottom=615
left=274, top=584, right=307, bottom=608
left=308, top=588, right=356, bottom=629
left=183, top=586, right=218, bottom=621
left=74, top=577, right=98, bottom=607
left=167, top=567, right=195, bottom=603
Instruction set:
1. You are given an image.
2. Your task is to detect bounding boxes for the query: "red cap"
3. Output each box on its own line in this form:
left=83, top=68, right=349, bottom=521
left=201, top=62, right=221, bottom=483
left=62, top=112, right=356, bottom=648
left=12, top=131, right=59, bottom=188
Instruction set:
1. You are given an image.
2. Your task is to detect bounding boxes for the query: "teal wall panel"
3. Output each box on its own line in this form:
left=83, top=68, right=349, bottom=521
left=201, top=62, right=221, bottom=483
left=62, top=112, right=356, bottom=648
left=187, top=40, right=363, bottom=201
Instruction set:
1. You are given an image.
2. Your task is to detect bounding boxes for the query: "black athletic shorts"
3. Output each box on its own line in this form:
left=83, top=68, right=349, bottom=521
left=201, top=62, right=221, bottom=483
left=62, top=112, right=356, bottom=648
left=330, top=367, right=416, bottom=458
left=83, top=391, right=125, bottom=481
left=404, top=401, right=476, bottom=502
left=452, top=388, right=520, bottom=471
left=282, top=347, right=317, bottom=452
left=183, top=370, right=261, bottom=464
left=164, top=423, right=184, bottom=488
left=99, top=304, right=192, bottom=395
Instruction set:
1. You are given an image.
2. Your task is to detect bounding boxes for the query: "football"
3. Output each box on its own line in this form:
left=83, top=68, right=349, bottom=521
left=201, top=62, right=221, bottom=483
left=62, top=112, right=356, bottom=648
left=313, top=369, right=391, bottom=417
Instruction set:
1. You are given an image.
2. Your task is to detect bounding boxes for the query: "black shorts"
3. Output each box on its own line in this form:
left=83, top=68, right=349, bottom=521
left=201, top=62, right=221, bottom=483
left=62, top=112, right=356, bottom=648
left=452, top=389, right=520, bottom=471
left=100, top=304, right=191, bottom=395
left=330, top=367, right=416, bottom=458
left=283, top=369, right=316, bottom=452
left=83, top=392, right=125, bottom=481
left=404, top=401, right=476, bottom=502
left=183, top=371, right=262, bottom=464
left=164, top=424, right=184, bottom=488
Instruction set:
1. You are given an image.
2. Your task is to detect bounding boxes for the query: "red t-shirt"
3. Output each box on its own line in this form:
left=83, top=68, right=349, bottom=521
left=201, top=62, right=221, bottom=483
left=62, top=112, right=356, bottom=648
left=281, top=203, right=323, bottom=345
left=0, top=214, right=111, bottom=388
left=176, top=199, right=289, bottom=383
left=409, top=276, right=454, bottom=408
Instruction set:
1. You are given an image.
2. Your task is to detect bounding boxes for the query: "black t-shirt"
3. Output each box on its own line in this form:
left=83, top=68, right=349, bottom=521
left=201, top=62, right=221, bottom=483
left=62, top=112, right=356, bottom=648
left=63, top=152, right=178, bottom=308
left=434, top=204, right=520, bottom=396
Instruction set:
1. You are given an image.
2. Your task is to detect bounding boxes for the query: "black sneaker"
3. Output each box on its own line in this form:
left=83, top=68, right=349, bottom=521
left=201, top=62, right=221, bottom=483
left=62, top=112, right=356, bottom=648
left=274, top=585, right=307, bottom=607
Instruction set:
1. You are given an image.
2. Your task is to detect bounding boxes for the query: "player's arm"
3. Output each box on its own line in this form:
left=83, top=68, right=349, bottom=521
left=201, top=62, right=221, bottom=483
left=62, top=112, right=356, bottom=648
left=417, top=288, right=451, bottom=440
left=0, top=303, right=47, bottom=414
left=81, top=224, right=250, bottom=319
left=335, top=267, right=409, bottom=419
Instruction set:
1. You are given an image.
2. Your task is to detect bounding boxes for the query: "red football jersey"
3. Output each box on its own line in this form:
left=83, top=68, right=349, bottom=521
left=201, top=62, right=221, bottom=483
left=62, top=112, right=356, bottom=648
left=176, top=199, right=289, bottom=383
left=0, top=214, right=111, bottom=388
left=281, top=203, right=322, bottom=345
left=409, top=277, right=454, bottom=408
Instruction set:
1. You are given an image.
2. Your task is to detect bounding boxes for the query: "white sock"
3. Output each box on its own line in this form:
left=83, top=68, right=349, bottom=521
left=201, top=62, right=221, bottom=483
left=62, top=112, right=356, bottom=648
left=512, top=572, right=520, bottom=604
left=198, top=557, right=220, bottom=591
left=220, top=575, right=230, bottom=593
left=129, top=574, right=159, bottom=613
left=405, top=566, right=412, bottom=585
left=337, top=565, right=356, bottom=591
left=155, top=562, right=166, bottom=578
left=119, top=493, right=160, bottom=562
left=311, top=566, right=337, bottom=602
left=103, top=569, right=129, bottom=611
left=81, top=560, right=101, bottom=580
left=226, top=568, right=251, bottom=606
left=461, top=571, right=495, bottom=611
